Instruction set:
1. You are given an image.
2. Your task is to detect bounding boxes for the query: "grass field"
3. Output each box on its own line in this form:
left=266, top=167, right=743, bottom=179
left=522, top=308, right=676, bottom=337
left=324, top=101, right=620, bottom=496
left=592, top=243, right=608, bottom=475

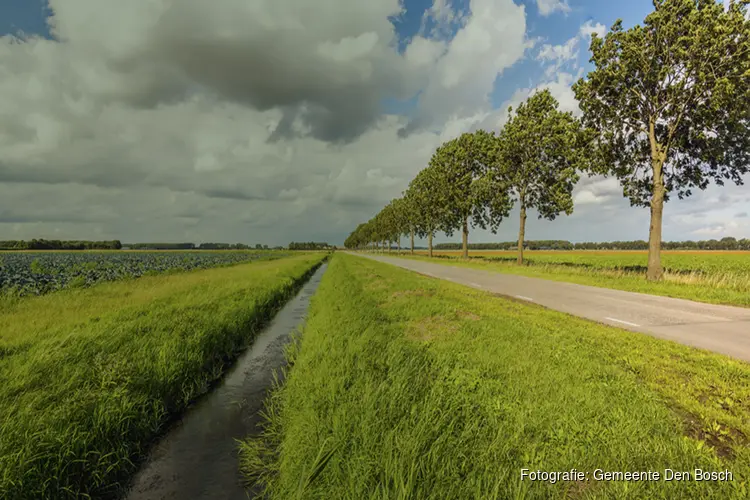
left=242, top=253, right=750, bottom=499
left=390, top=250, right=750, bottom=307
left=0, top=252, right=325, bottom=499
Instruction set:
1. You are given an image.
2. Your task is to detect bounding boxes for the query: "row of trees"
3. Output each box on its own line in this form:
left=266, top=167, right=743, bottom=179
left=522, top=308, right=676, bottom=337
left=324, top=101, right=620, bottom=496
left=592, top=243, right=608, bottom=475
left=288, top=242, right=333, bottom=250
left=128, top=243, right=197, bottom=250
left=344, top=91, right=592, bottom=266
left=126, top=243, right=279, bottom=250
left=0, top=239, right=122, bottom=250
left=434, top=237, right=750, bottom=251
left=197, top=243, right=272, bottom=250
left=345, top=0, right=750, bottom=280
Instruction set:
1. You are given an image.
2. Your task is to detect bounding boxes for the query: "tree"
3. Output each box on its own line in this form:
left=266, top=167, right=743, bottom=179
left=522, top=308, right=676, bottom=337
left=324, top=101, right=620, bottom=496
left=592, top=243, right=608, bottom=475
left=400, top=192, right=419, bottom=254
left=406, top=166, right=450, bottom=257
left=573, top=0, right=750, bottom=280
left=428, top=130, right=511, bottom=258
left=493, top=89, right=585, bottom=265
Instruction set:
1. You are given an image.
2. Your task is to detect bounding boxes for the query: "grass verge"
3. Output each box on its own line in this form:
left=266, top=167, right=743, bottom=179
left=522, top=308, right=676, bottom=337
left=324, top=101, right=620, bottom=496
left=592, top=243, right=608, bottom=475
left=241, top=253, right=750, bottom=499
left=386, top=252, right=750, bottom=307
left=0, top=253, right=325, bottom=499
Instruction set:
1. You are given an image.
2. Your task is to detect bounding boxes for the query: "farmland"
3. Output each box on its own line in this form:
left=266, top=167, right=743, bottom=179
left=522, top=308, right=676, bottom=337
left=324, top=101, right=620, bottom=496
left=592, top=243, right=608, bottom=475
left=392, top=249, right=750, bottom=307
left=243, top=254, right=750, bottom=499
left=0, top=250, right=291, bottom=297
left=0, top=252, right=325, bottom=499
left=414, top=249, right=750, bottom=275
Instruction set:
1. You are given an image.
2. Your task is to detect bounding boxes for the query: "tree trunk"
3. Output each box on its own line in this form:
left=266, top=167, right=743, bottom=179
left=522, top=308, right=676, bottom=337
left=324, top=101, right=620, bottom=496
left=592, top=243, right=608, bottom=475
left=517, top=204, right=527, bottom=265
left=428, top=232, right=433, bottom=258
left=397, top=237, right=401, bottom=253
left=410, top=229, right=415, bottom=255
left=647, top=122, right=666, bottom=281
left=647, top=161, right=666, bottom=281
left=388, top=240, right=391, bottom=253
left=462, top=217, right=469, bottom=259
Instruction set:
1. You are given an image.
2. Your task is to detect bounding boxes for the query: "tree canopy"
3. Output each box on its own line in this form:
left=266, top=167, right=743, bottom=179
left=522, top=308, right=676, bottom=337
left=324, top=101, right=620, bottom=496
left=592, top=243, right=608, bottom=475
left=493, top=89, right=586, bottom=264
left=573, top=0, right=750, bottom=279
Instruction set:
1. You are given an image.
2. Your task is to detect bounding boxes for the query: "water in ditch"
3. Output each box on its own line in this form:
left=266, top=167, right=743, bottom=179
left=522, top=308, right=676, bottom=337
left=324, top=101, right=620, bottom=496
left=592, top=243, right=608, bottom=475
left=125, top=263, right=328, bottom=500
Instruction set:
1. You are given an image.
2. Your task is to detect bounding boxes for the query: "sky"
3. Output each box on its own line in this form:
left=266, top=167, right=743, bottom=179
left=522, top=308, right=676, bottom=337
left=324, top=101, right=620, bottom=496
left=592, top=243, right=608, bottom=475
left=0, top=0, right=747, bottom=246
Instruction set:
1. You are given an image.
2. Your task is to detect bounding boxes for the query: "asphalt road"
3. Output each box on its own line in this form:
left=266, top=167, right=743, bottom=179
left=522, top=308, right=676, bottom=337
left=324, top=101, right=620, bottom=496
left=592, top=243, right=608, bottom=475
left=356, top=253, right=750, bottom=364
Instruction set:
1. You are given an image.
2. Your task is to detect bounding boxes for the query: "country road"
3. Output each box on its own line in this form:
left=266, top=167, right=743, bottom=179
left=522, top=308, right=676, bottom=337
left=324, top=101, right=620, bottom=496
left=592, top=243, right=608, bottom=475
left=354, top=253, right=750, bottom=364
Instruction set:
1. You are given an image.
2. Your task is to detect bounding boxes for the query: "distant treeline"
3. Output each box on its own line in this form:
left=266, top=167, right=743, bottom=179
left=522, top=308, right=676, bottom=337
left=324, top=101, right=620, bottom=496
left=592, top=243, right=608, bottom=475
left=0, top=240, right=284, bottom=251
left=197, top=243, right=273, bottom=250
left=127, top=243, right=197, bottom=250
left=0, top=239, right=122, bottom=250
left=434, top=237, right=750, bottom=251
left=126, top=243, right=280, bottom=250
left=288, top=242, right=333, bottom=250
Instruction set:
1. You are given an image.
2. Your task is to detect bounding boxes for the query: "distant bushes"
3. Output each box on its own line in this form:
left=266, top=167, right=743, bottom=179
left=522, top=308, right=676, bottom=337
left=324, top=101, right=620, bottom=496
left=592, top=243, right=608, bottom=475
left=434, top=237, right=750, bottom=251
left=288, top=242, right=333, bottom=250
left=0, top=239, right=122, bottom=250
left=128, top=243, right=196, bottom=250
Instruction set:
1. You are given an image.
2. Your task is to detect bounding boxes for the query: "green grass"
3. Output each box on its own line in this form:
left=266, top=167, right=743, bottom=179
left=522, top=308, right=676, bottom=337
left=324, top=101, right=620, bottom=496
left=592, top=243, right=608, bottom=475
left=389, top=251, right=750, bottom=307
left=241, top=253, right=750, bottom=499
left=0, top=252, right=325, bottom=499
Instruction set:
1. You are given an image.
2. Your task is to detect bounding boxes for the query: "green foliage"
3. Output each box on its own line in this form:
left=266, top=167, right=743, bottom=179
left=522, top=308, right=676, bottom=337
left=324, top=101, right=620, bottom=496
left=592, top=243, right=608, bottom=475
left=434, top=237, right=750, bottom=251
left=491, top=89, right=586, bottom=263
left=405, top=250, right=750, bottom=307
left=242, top=254, right=750, bottom=498
left=288, top=242, right=332, bottom=250
left=197, top=243, right=254, bottom=249
left=0, top=239, right=122, bottom=250
left=129, top=242, right=195, bottom=250
left=406, top=165, right=450, bottom=240
left=496, top=89, right=583, bottom=220
left=429, top=130, right=511, bottom=237
left=573, top=0, right=750, bottom=278
left=0, top=254, right=325, bottom=498
left=1, top=251, right=286, bottom=297
left=575, top=0, right=750, bottom=206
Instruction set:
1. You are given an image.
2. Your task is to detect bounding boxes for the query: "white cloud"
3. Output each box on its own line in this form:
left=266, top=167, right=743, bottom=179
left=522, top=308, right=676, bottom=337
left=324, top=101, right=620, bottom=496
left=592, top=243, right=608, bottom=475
left=579, top=20, right=607, bottom=40
left=399, top=0, right=530, bottom=136
left=0, top=1, right=748, bottom=246
left=536, top=20, right=607, bottom=78
left=536, top=0, right=571, bottom=17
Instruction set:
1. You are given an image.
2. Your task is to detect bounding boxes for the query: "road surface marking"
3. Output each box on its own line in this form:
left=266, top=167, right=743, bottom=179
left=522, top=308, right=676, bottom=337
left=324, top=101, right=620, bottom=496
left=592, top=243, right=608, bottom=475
left=515, top=295, right=534, bottom=302
left=605, top=317, right=641, bottom=327
left=470, top=282, right=484, bottom=288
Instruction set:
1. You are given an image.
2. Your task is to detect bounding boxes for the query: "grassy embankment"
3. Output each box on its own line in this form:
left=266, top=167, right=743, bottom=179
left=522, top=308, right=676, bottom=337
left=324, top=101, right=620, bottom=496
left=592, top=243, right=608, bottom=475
left=383, top=250, right=750, bottom=307
left=242, top=253, right=750, bottom=499
left=0, top=252, right=325, bottom=499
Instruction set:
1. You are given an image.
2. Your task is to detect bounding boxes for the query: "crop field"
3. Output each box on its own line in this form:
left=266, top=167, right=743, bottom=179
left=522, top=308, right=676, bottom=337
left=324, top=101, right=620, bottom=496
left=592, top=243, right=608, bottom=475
left=399, top=249, right=750, bottom=307
left=415, top=249, right=750, bottom=275
left=0, top=250, right=290, bottom=297
left=243, top=254, right=750, bottom=499
left=0, top=253, right=325, bottom=499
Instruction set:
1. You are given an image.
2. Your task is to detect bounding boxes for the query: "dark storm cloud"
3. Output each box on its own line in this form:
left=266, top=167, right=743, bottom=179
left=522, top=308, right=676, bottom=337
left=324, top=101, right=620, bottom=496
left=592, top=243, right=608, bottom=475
left=0, top=210, right=105, bottom=224
left=201, top=187, right=268, bottom=201
left=0, top=160, right=148, bottom=188
left=89, top=1, right=417, bottom=144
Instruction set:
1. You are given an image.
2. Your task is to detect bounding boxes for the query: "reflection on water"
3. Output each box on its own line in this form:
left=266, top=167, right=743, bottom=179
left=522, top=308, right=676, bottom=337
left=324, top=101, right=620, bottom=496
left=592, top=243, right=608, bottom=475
left=126, top=264, right=327, bottom=500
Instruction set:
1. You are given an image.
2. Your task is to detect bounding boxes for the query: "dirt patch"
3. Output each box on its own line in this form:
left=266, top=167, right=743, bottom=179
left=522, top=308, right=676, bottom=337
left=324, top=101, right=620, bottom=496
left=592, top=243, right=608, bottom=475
left=406, top=315, right=458, bottom=342
left=565, top=478, right=597, bottom=499
left=672, top=406, right=746, bottom=460
left=455, top=310, right=481, bottom=321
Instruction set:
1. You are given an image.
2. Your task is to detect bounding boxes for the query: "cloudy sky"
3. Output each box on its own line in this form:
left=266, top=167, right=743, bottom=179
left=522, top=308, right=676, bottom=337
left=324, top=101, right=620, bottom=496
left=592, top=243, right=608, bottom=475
left=1, top=0, right=747, bottom=246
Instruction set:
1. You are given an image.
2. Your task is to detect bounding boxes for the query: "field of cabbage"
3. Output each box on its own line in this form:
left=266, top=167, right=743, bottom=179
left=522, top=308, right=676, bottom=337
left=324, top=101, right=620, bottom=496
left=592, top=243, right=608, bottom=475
left=0, top=251, right=290, bottom=296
